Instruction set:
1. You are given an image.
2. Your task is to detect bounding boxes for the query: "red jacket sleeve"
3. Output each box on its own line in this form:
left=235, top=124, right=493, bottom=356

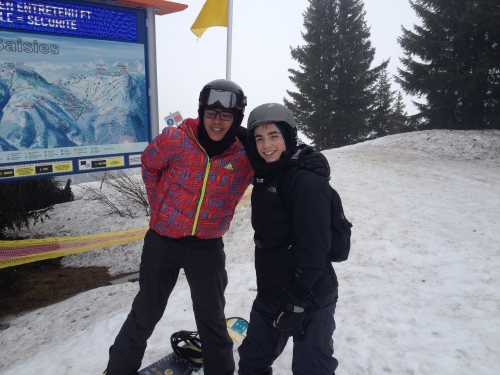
left=141, top=129, right=171, bottom=210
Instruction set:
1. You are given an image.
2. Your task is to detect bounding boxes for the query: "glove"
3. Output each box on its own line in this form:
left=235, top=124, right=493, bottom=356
left=298, top=147, right=331, bottom=178
left=273, top=286, right=311, bottom=337
left=273, top=310, right=305, bottom=337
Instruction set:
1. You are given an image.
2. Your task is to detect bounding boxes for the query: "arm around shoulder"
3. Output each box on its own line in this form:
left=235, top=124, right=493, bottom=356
left=297, top=146, right=330, bottom=178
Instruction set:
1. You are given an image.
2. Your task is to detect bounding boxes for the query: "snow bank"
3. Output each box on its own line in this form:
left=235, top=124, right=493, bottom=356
left=349, top=129, right=500, bottom=161
left=1, top=130, right=499, bottom=375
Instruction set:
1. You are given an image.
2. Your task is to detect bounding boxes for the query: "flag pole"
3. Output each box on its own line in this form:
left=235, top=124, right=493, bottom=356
left=226, top=0, right=233, bottom=80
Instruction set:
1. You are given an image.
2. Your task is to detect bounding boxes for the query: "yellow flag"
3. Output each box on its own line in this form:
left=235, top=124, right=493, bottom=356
left=190, top=0, right=229, bottom=38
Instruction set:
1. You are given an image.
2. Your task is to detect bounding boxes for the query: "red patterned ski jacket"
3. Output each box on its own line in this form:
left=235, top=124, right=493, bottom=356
left=141, top=118, right=254, bottom=239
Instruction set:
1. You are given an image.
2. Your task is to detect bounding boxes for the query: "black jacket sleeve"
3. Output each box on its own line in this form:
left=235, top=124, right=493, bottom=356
left=289, top=170, right=331, bottom=294
left=235, top=126, right=258, bottom=165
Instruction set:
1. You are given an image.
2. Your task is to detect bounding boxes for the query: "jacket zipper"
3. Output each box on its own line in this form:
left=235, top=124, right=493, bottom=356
left=187, top=127, right=211, bottom=236
left=191, top=159, right=211, bottom=235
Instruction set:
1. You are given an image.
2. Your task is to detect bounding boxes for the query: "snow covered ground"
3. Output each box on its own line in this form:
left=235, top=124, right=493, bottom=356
left=1, top=129, right=499, bottom=375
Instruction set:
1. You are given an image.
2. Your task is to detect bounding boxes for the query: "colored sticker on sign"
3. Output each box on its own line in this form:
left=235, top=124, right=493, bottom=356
left=54, top=163, right=72, bottom=172
left=107, top=157, right=124, bottom=167
left=15, top=166, right=35, bottom=176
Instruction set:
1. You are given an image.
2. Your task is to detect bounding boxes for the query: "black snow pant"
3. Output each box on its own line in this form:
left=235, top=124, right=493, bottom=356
left=106, top=229, right=235, bottom=375
left=238, top=290, right=338, bottom=375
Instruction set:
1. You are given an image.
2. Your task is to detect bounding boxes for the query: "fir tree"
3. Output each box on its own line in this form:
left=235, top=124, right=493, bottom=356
left=285, top=0, right=388, bottom=150
left=390, top=91, right=412, bottom=134
left=368, top=66, right=396, bottom=139
left=396, top=0, right=500, bottom=130
left=0, top=178, right=73, bottom=237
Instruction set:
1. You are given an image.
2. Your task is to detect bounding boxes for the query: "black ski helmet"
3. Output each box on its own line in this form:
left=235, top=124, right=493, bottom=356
left=247, top=103, right=298, bottom=151
left=197, top=79, right=247, bottom=155
left=199, top=79, right=247, bottom=113
left=171, top=330, right=203, bottom=368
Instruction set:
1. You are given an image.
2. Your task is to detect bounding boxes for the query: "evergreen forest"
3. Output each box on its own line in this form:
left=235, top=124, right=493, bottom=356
left=285, top=0, right=500, bottom=150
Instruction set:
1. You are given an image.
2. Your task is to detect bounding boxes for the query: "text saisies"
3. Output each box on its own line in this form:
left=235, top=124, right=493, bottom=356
left=0, top=37, right=59, bottom=54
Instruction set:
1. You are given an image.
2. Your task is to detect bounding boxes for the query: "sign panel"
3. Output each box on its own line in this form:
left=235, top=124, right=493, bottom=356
left=164, top=111, right=183, bottom=127
left=128, top=153, right=141, bottom=166
left=0, top=159, right=72, bottom=178
left=78, top=155, right=124, bottom=170
left=0, top=0, right=138, bottom=40
left=0, top=0, right=149, bottom=181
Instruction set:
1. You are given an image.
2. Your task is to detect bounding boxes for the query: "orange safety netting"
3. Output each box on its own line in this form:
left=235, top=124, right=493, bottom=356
left=0, top=188, right=252, bottom=269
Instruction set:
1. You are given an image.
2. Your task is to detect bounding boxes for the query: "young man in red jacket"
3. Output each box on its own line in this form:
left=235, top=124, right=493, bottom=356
left=105, top=80, right=330, bottom=375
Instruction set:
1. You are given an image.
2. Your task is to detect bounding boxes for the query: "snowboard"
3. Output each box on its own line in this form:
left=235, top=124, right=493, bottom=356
left=139, top=317, right=249, bottom=375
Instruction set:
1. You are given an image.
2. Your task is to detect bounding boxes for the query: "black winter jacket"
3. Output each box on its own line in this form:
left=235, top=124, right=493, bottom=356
left=251, top=163, right=338, bottom=303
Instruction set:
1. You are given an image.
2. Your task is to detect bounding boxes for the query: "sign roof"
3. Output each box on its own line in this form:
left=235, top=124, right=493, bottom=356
left=113, top=0, right=187, bottom=16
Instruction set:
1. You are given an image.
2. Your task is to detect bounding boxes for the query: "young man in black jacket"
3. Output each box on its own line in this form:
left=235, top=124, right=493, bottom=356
left=238, top=103, right=339, bottom=375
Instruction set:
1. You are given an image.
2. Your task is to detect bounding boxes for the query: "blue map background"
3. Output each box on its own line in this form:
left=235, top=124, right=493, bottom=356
left=0, top=30, right=148, bottom=152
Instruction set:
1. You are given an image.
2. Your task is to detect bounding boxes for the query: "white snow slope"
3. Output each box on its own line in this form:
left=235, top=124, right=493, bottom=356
left=1, top=129, right=499, bottom=375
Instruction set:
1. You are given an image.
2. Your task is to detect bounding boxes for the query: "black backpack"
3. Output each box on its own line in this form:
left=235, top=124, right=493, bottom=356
left=278, top=168, right=353, bottom=262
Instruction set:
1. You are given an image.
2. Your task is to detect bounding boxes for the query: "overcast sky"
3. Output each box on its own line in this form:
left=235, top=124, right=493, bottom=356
left=154, top=0, right=420, bottom=131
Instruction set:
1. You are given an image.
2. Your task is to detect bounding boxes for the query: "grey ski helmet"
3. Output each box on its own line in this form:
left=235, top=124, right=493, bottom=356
left=199, top=79, right=247, bottom=113
left=247, top=103, right=298, bottom=152
left=247, top=103, right=297, bottom=130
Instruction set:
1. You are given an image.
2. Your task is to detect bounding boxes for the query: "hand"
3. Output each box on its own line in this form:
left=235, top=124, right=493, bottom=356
left=273, top=309, right=305, bottom=337
left=298, top=147, right=331, bottom=178
left=273, top=286, right=311, bottom=337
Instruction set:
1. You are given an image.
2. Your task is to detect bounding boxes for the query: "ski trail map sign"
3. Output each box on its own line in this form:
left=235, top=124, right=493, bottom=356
left=0, top=0, right=150, bottom=181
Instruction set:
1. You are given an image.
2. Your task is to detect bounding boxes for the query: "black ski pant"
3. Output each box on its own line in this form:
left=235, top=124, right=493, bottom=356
left=106, top=229, right=235, bottom=375
left=238, top=290, right=338, bottom=375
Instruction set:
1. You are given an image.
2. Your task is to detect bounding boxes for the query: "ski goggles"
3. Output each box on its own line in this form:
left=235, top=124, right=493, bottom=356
left=199, top=88, right=246, bottom=110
